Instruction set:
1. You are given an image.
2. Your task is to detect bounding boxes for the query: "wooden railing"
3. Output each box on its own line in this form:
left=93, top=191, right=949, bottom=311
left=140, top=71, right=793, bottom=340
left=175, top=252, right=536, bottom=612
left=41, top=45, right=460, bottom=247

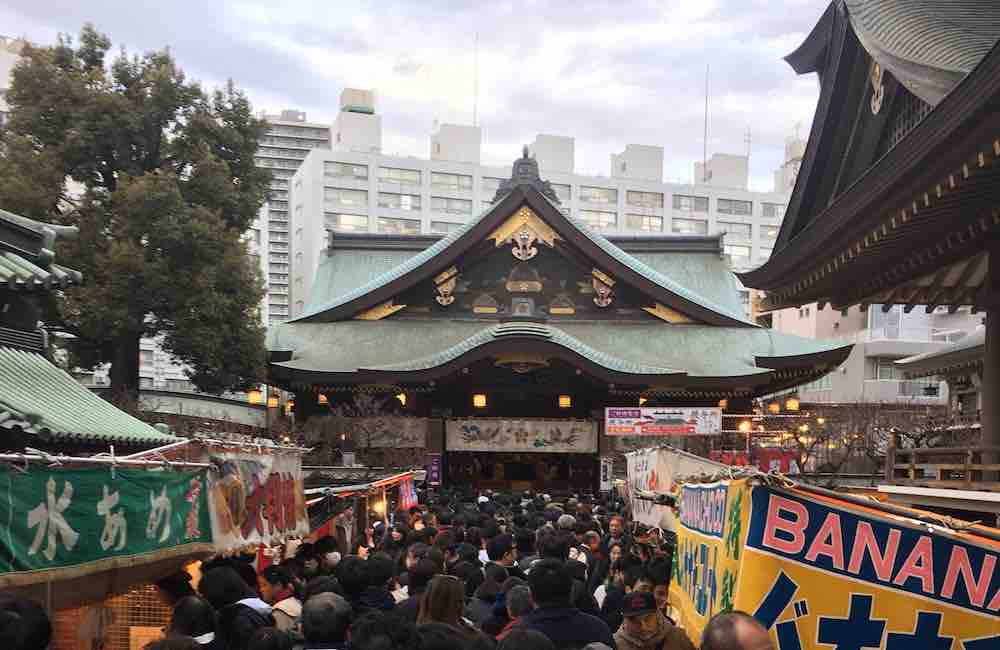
left=886, top=446, right=1000, bottom=491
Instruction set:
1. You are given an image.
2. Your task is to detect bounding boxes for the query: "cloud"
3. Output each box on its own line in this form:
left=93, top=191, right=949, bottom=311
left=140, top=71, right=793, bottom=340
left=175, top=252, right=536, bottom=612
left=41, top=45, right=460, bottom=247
left=0, top=0, right=829, bottom=190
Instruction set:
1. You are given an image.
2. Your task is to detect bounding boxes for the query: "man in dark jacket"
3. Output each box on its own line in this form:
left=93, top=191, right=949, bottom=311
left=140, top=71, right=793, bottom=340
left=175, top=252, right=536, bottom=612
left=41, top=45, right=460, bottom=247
left=334, top=505, right=357, bottom=557
left=199, top=566, right=275, bottom=650
left=521, top=559, right=616, bottom=650
left=394, top=558, right=437, bottom=623
left=302, top=592, right=353, bottom=650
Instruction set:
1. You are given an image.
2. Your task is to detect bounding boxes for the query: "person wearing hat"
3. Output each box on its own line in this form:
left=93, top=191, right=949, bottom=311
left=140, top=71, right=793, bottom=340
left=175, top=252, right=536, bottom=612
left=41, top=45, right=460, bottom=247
left=613, top=591, right=695, bottom=650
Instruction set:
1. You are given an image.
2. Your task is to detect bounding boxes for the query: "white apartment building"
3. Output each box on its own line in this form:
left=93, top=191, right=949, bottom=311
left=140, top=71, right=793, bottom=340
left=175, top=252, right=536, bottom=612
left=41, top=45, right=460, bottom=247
left=288, top=97, right=796, bottom=318
left=251, top=109, right=334, bottom=325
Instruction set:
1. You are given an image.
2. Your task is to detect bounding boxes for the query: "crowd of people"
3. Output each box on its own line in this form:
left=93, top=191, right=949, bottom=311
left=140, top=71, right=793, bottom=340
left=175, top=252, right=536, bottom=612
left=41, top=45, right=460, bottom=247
left=0, top=489, right=774, bottom=650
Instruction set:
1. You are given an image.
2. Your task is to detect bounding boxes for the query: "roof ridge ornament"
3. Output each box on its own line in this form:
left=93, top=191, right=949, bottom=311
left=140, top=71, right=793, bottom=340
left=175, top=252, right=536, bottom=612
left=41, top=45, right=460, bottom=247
left=493, top=146, right=561, bottom=204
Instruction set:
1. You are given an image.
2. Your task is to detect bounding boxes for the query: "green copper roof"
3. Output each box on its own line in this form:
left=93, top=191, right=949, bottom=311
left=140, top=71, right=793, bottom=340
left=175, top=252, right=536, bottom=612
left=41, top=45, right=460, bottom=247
left=370, top=322, right=684, bottom=375
left=546, top=194, right=753, bottom=324
left=628, top=250, right=745, bottom=320
left=0, top=346, right=178, bottom=445
left=306, top=247, right=421, bottom=313
left=270, top=319, right=847, bottom=379
left=292, top=190, right=754, bottom=326
left=0, top=250, right=83, bottom=291
left=0, top=209, right=83, bottom=292
left=293, top=202, right=494, bottom=321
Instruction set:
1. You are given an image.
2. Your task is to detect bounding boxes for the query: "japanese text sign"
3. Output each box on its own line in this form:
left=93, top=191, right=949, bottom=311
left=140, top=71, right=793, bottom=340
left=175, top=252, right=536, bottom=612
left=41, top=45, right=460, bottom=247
left=0, top=467, right=212, bottom=585
left=606, top=407, right=721, bottom=436
left=670, top=479, right=1000, bottom=649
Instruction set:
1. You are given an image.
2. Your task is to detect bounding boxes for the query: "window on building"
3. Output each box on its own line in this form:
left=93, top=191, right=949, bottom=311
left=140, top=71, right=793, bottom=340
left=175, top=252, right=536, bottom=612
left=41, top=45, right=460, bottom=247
left=761, top=225, right=779, bottom=240
left=718, top=221, right=752, bottom=240
left=431, top=172, right=473, bottom=191
left=271, top=253, right=289, bottom=263
left=723, top=244, right=751, bottom=268
left=718, top=198, right=752, bottom=215
left=269, top=262, right=289, bottom=273
left=759, top=247, right=773, bottom=261
left=580, top=186, right=618, bottom=204
left=431, top=221, right=462, bottom=234
left=431, top=196, right=473, bottom=215
left=323, top=187, right=368, bottom=208
left=874, top=357, right=901, bottom=380
left=324, top=161, right=369, bottom=180
left=269, top=274, right=288, bottom=284
left=481, top=177, right=505, bottom=198
left=672, top=194, right=709, bottom=212
left=324, top=212, right=369, bottom=232
left=378, top=192, right=421, bottom=210
left=139, top=350, right=154, bottom=364
left=139, top=376, right=153, bottom=389
left=625, top=214, right=663, bottom=232
left=378, top=217, right=421, bottom=235
left=626, top=190, right=664, bottom=208
left=671, top=218, right=708, bottom=235
left=379, top=167, right=421, bottom=185
left=551, top=183, right=571, bottom=204
left=579, top=210, right=617, bottom=230
left=762, top=203, right=786, bottom=218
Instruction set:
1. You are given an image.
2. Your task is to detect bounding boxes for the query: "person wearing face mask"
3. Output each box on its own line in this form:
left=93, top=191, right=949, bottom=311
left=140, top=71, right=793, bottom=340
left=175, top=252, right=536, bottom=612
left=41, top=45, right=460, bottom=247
left=614, top=591, right=695, bottom=650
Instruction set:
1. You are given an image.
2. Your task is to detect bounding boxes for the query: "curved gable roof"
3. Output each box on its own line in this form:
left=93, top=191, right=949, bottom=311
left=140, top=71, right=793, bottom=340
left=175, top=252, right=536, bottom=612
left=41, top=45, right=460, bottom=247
left=292, top=184, right=755, bottom=328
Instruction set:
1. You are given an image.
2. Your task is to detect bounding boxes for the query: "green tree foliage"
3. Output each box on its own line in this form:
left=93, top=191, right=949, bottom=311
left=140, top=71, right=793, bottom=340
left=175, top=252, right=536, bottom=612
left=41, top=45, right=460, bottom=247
left=0, top=25, right=270, bottom=397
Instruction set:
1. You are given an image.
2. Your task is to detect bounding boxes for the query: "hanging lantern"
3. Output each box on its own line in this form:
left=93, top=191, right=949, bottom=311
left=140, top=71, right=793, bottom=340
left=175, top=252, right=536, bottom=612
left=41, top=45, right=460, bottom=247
left=267, top=396, right=279, bottom=408
left=247, top=388, right=263, bottom=405
left=473, top=394, right=487, bottom=408
left=318, top=393, right=328, bottom=405
left=718, top=398, right=728, bottom=410
left=396, top=393, right=407, bottom=407
left=785, top=397, right=800, bottom=412
left=767, top=401, right=781, bottom=414
left=558, top=395, right=572, bottom=409
left=738, top=420, right=752, bottom=433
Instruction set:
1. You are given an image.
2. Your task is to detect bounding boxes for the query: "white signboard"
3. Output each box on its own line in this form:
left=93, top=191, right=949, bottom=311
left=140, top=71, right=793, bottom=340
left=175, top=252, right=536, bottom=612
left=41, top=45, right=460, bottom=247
left=446, top=419, right=597, bottom=453
left=600, top=457, right=614, bottom=492
left=606, top=407, right=722, bottom=436
left=624, top=446, right=728, bottom=527
left=625, top=447, right=671, bottom=527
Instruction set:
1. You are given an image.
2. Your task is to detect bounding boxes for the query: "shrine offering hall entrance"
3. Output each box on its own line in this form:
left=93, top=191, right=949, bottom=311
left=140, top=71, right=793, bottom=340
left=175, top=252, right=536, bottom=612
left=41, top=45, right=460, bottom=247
left=446, top=451, right=598, bottom=493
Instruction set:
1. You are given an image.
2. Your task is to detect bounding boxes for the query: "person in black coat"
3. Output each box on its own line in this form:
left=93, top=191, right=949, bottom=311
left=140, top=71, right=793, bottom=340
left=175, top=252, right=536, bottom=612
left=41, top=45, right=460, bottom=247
left=520, top=559, right=615, bottom=650
left=199, top=566, right=275, bottom=650
left=167, top=595, right=223, bottom=650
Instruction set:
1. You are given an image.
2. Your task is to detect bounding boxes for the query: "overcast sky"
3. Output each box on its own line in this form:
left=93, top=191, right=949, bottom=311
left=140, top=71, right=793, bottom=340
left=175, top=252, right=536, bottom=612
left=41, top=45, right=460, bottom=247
left=2, top=0, right=829, bottom=190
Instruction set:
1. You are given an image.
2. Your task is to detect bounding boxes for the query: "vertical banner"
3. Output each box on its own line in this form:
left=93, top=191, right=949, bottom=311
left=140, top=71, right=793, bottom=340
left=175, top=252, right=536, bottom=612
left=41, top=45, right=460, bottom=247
left=0, top=467, right=213, bottom=586
left=206, top=448, right=309, bottom=552
left=671, top=480, right=750, bottom=634
left=600, top=457, right=614, bottom=492
left=625, top=448, right=672, bottom=527
left=426, top=453, right=442, bottom=487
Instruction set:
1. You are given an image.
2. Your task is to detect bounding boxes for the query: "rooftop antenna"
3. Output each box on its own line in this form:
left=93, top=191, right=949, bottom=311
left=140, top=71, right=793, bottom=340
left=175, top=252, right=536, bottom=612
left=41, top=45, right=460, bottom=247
left=473, top=32, right=479, bottom=127
left=702, top=64, right=709, bottom=184
left=744, top=125, right=752, bottom=191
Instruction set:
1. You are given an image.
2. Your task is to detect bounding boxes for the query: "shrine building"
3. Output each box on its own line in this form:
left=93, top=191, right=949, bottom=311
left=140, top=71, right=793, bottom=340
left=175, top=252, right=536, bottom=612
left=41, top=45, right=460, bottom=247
left=267, top=150, right=850, bottom=492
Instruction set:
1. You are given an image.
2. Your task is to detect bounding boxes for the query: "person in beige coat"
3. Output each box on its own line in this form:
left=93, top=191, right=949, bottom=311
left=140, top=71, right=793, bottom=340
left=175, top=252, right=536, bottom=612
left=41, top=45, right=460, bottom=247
left=613, top=592, right=695, bottom=650
left=258, top=565, right=303, bottom=633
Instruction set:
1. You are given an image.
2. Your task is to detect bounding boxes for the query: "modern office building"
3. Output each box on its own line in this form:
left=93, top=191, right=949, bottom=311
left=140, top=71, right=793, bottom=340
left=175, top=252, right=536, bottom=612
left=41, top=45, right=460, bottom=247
left=288, top=93, right=797, bottom=318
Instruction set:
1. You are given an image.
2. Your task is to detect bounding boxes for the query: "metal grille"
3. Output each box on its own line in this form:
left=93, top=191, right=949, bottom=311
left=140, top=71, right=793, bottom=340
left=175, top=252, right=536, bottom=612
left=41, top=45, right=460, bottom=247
left=876, top=87, right=933, bottom=158
left=52, top=585, right=172, bottom=650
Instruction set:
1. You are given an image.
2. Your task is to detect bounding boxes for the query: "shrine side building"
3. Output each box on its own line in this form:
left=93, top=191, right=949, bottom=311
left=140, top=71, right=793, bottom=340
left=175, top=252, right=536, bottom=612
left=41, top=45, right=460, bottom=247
left=267, top=152, right=850, bottom=492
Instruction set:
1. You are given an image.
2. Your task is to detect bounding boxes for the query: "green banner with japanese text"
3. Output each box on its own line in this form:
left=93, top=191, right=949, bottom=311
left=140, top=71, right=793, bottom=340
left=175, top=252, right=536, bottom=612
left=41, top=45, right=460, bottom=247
left=0, top=467, right=213, bottom=586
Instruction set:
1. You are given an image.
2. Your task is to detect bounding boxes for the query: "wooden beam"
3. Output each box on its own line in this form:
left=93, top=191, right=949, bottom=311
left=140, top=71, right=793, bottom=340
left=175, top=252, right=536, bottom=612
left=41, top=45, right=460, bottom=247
left=923, top=266, right=954, bottom=313
left=934, top=253, right=984, bottom=312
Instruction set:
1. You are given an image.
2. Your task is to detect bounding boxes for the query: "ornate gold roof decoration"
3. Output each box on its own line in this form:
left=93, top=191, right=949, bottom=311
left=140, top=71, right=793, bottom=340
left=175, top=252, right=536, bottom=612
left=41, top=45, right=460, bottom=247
left=490, top=207, right=560, bottom=257
left=494, top=351, right=550, bottom=374
left=472, top=293, right=499, bottom=314
left=643, top=303, right=697, bottom=324
left=434, top=266, right=460, bottom=306
left=353, top=300, right=406, bottom=320
left=591, top=268, right=615, bottom=308
left=506, top=263, right=543, bottom=293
